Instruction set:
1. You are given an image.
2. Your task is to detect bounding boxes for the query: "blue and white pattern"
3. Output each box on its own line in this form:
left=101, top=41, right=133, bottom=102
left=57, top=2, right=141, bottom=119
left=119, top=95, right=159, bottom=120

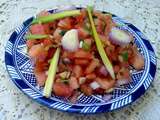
left=5, top=8, right=156, bottom=114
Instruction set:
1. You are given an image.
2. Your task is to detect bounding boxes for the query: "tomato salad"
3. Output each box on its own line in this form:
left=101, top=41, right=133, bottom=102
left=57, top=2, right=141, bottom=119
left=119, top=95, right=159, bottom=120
left=26, top=7, right=144, bottom=99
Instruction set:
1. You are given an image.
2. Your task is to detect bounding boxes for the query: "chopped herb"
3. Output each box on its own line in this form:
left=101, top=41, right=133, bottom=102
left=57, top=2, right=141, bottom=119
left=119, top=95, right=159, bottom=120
left=121, top=51, right=128, bottom=61
left=25, top=34, right=48, bottom=40
left=82, top=41, right=91, bottom=51
left=59, top=30, right=67, bottom=36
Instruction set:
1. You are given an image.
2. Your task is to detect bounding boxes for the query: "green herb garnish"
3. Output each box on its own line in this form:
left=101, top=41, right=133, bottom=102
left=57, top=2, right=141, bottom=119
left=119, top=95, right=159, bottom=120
left=59, top=30, right=67, bottom=36
left=25, top=34, right=48, bottom=40
left=32, top=10, right=81, bottom=24
left=121, top=51, right=128, bottom=61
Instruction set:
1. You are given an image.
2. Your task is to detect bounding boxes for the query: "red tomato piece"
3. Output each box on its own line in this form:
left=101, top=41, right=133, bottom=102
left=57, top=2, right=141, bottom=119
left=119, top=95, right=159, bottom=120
left=53, top=83, right=73, bottom=97
left=73, top=65, right=83, bottom=78
left=74, top=59, right=89, bottom=65
left=69, top=76, right=79, bottom=89
left=30, top=24, right=46, bottom=35
left=80, top=84, right=93, bottom=96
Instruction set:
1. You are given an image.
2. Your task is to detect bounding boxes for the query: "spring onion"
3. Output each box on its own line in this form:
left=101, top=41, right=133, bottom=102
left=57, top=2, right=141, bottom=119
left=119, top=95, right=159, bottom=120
left=25, top=34, right=48, bottom=40
left=87, top=6, right=115, bottom=79
left=32, top=10, right=81, bottom=24
left=43, top=48, right=60, bottom=98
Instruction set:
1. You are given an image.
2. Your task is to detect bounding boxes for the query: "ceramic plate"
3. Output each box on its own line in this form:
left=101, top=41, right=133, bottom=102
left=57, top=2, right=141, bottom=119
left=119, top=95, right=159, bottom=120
left=5, top=7, right=157, bottom=114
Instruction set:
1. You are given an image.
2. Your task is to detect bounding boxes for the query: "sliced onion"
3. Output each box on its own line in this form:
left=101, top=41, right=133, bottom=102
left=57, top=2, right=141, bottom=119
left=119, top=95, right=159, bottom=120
left=79, top=41, right=83, bottom=48
left=109, top=27, right=132, bottom=46
left=61, top=29, right=79, bottom=51
left=99, top=66, right=108, bottom=76
left=103, top=94, right=112, bottom=101
left=90, top=81, right=100, bottom=90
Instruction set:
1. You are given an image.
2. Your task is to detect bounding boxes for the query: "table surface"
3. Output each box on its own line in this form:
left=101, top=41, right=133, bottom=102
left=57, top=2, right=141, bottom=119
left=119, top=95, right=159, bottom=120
left=0, top=0, right=160, bottom=120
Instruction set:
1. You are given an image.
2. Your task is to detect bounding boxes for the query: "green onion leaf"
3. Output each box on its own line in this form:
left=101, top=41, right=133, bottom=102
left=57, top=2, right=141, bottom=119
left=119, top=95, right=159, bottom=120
left=32, top=10, right=81, bottom=24
left=25, top=34, right=48, bottom=40
left=121, top=51, right=128, bottom=61
left=59, top=30, right=67, bottom=36
left=87, top=6, right=115, bottom=79
left=43, top=48, right=61, bottom=98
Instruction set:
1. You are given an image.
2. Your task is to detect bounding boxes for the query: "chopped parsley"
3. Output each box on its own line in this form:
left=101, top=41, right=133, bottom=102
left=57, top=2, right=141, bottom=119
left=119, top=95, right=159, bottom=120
left=121, top=51, right=128, bottom=61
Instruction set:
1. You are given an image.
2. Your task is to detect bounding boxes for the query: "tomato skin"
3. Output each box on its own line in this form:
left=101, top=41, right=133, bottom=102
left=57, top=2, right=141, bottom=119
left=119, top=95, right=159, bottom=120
left=26, top=40, right=37, bottom=49
left=80, top=84, right=93, bottom=96
left=86, top=73, right=96, bottom=80
left=73, top=65, right=83, bottom=78
left=28, top=44, right=48, bottom=62
left=74, top=59, right=89, bottom=65
left=85, top=59, right=100, bottom=74
left=43, top=39, right=52, bottom=46
left=53, top=83, right=73, bottom=97
left=69, top=76, right=79, bottom=90
left=77, top=28, right=90, bottom=39
left=73, top=49, right=93, bottom=59
left=95, top=77, right=115, bottom=90
left=30, top=24, right=46, bottom=35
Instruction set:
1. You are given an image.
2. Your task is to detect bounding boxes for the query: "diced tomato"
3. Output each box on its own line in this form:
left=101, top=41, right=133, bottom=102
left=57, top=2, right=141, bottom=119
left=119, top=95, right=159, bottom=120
left=116, top=68, right=130, bottom=80
left=74, top=59, right=89, bottom=65
left=104, top=15, right=112, bottom=36
left=86, top=73, right=96, bottom=80
left=113, top=65, right=120, bottom=74
left=94, top=18, right=104, bottom=34
left=42, top=23, right=51, bottom=34
left=84, top=38, right=92, bottom=46
left=53, top=83, right=73, bottom=97
left=95, top=77, right=115, bottom=90
left=53, top=28, right=62, bottom=42
left=61, top=51, right=74, bottom=59
left=43, top=39, right=52, bottom=46
left=58, top=18, right=72, bottom=29
left=85, top=59, right=100, bottom=74
left=34, top=71, right=47, bottom=86
left=77, top=28, right=90, bottom=39
left=58, top=63, right=67, bottom=73
left=34, top=61, right=49, bottom=72
left=46, top=48, right=56, bottom=60
left=99, top=34, right=111, bottom=46
left=73, top=49, right=93, bottom=59
left=30, top=24, right=46, bottom=35
left=74, top=9, right=86, bottom=24
left=129, top=53, right=144, bottom=70
left=80, top=84, right=93, bottom=96
left=26, top=40, right=37, bottom=49
left=94, top=88, right=105, bottom=94
left=28, top=44, right=48, bottom=62
left=69, top=76, right=79, bottom=89
left=73, top=65, right=83, bottom=78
